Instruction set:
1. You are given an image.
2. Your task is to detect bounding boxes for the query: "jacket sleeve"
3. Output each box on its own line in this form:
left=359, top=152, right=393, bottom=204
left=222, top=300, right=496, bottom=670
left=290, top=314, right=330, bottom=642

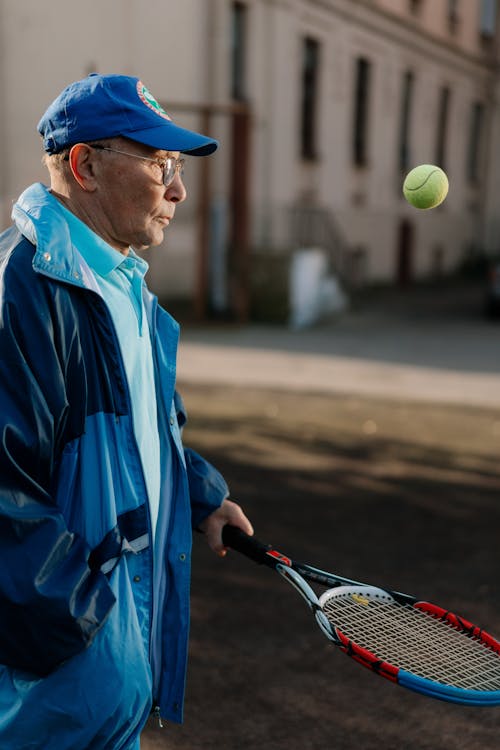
left=173, top=390, right=229, bottom=528
left=0, top=252, right=116, bottom=676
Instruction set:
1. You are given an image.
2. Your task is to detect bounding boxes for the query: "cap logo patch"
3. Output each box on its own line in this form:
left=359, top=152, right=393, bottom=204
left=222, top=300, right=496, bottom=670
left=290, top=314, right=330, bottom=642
left=136, top=81, right=171, bottom=121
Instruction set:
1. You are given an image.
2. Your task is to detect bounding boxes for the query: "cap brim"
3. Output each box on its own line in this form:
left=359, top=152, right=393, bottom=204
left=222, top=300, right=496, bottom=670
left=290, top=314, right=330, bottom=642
left=123, top=120, right=218, bottom=156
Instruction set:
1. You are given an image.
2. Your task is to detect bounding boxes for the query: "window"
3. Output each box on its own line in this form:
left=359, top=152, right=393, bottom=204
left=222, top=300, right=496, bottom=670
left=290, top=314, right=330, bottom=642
left=353, top=57, right=372, bottom=167
left=435, top=86, right=450, bottom=170
left=231, top=2, right=247, bottom=101
left=479, top=0, right=497, bottom=36
left=399, top=71, right=414, bottom=172
left=467, top=102, right=484, bottom=183
left=409, top=0, right=424, bottom=16
left=447, top=0, right=460, bottom=34
left=300, top=37, right=321, bottom=160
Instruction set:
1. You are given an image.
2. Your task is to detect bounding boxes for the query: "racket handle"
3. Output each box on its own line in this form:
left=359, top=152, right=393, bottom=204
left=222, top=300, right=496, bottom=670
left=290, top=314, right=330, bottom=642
left=222, top=525, right=277, bottom=567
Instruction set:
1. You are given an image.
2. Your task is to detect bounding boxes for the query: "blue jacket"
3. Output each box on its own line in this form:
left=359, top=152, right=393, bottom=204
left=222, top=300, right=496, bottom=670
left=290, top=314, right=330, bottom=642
left=0, top=183, right=228, bottom=749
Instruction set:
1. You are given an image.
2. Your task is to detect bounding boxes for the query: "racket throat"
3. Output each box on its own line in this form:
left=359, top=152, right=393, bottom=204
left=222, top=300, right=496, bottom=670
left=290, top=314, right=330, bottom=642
left=276, top=564, right=337, bottom=642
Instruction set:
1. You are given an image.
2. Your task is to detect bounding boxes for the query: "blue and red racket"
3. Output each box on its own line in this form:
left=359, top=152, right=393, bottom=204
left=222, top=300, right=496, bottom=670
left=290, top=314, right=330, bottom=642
left=222, top=526, right=500, bottom=706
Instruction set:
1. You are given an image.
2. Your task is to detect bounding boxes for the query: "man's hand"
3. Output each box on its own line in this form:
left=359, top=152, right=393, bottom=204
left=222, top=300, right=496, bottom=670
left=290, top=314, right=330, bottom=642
left=198, top=498, right=254, bottom=557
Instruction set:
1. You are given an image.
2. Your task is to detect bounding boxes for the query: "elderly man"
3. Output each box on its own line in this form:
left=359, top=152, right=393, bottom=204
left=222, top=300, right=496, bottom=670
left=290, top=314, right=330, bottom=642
left=0, top=73, right=253, bottom=750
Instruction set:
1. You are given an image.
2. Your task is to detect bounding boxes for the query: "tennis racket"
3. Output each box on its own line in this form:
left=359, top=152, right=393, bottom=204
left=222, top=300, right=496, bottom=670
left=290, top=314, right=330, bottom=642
left=222, top=525, right=500, bottom=706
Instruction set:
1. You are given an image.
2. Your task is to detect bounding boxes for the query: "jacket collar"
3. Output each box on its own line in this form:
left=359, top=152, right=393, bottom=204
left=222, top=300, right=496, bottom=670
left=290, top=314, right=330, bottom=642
left=13, top=182, right=94, bottom=289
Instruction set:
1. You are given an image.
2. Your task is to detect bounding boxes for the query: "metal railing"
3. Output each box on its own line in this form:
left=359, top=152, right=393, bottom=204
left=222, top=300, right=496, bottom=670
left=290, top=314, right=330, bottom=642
left=255, top=203, right=350, bottom=282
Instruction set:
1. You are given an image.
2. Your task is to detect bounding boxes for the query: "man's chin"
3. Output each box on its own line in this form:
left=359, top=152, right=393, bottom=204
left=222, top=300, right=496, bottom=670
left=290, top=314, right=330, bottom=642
left=135, top=231, right=165, bottom=252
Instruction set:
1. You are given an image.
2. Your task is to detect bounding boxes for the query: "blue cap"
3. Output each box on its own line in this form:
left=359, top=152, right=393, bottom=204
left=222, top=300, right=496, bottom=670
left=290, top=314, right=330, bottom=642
left=38, top=73, right=218, bottom=156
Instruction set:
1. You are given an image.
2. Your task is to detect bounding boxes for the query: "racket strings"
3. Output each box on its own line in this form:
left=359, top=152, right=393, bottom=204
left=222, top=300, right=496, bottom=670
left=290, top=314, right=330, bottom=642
left=322, top=593, right=500, bottom=690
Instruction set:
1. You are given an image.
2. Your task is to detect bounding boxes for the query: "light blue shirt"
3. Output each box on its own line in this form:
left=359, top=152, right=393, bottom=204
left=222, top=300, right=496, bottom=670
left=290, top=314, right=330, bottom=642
left=58, top=203, right=161, bottom=540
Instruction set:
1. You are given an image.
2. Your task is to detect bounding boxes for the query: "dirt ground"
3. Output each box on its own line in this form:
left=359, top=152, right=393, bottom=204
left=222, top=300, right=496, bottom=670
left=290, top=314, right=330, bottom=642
left=142, top=379, right=500, bottom=750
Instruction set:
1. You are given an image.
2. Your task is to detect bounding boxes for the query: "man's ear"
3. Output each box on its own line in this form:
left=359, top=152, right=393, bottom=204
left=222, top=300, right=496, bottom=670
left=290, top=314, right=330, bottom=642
left=68, top=143, right=98, bottom=191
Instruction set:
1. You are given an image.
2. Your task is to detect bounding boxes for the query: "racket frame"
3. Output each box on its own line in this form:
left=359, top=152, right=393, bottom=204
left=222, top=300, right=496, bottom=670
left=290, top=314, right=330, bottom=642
left=222, top=525, right=500, bottom=706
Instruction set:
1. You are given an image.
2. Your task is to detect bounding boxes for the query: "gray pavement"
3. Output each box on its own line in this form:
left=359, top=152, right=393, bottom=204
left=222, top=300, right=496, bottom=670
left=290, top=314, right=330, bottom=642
left=177, top=281, right=500, bottom=408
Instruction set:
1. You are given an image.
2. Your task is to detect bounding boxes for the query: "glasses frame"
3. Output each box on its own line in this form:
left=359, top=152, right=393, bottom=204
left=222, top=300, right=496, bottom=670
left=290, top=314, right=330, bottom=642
left=65, top=143, right=185, bottom=187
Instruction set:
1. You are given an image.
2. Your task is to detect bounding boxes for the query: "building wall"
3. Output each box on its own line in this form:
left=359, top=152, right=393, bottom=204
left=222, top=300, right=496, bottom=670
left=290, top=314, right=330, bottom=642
left=0, top=0, right=221, bottom=301
left=0, top=0, right=498, bottom=309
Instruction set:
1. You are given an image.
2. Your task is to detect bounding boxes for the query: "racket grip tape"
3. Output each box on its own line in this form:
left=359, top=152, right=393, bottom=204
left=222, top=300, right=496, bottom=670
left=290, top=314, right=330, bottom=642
left=222, top=525, right=278, bottom=568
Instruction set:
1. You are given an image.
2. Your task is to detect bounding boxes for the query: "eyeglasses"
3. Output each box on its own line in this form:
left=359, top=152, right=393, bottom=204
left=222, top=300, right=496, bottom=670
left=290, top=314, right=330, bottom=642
left=90, top=144, right=185, bottom=187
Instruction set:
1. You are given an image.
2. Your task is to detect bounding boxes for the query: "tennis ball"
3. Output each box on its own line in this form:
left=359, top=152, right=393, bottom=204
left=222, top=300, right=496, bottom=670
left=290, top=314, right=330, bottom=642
left=403, top=165, right=449, bottom=209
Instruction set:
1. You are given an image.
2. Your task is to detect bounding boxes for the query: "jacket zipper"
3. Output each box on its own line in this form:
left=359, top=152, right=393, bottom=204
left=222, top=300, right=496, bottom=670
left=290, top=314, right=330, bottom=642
left=149, top=299, right=170, bottom=725
left=152, top=704, right=164, bottom=728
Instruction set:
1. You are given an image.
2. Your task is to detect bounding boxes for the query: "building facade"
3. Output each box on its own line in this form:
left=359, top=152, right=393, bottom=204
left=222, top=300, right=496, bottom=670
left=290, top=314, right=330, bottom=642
left=0, top=0, right=498, bottom=318
left=240, top=0, right=500, bottom=300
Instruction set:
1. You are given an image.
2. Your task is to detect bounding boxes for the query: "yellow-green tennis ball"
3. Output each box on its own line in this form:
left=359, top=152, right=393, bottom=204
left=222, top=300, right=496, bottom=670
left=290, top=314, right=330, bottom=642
left=403, top=165, right=449, bottom=209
